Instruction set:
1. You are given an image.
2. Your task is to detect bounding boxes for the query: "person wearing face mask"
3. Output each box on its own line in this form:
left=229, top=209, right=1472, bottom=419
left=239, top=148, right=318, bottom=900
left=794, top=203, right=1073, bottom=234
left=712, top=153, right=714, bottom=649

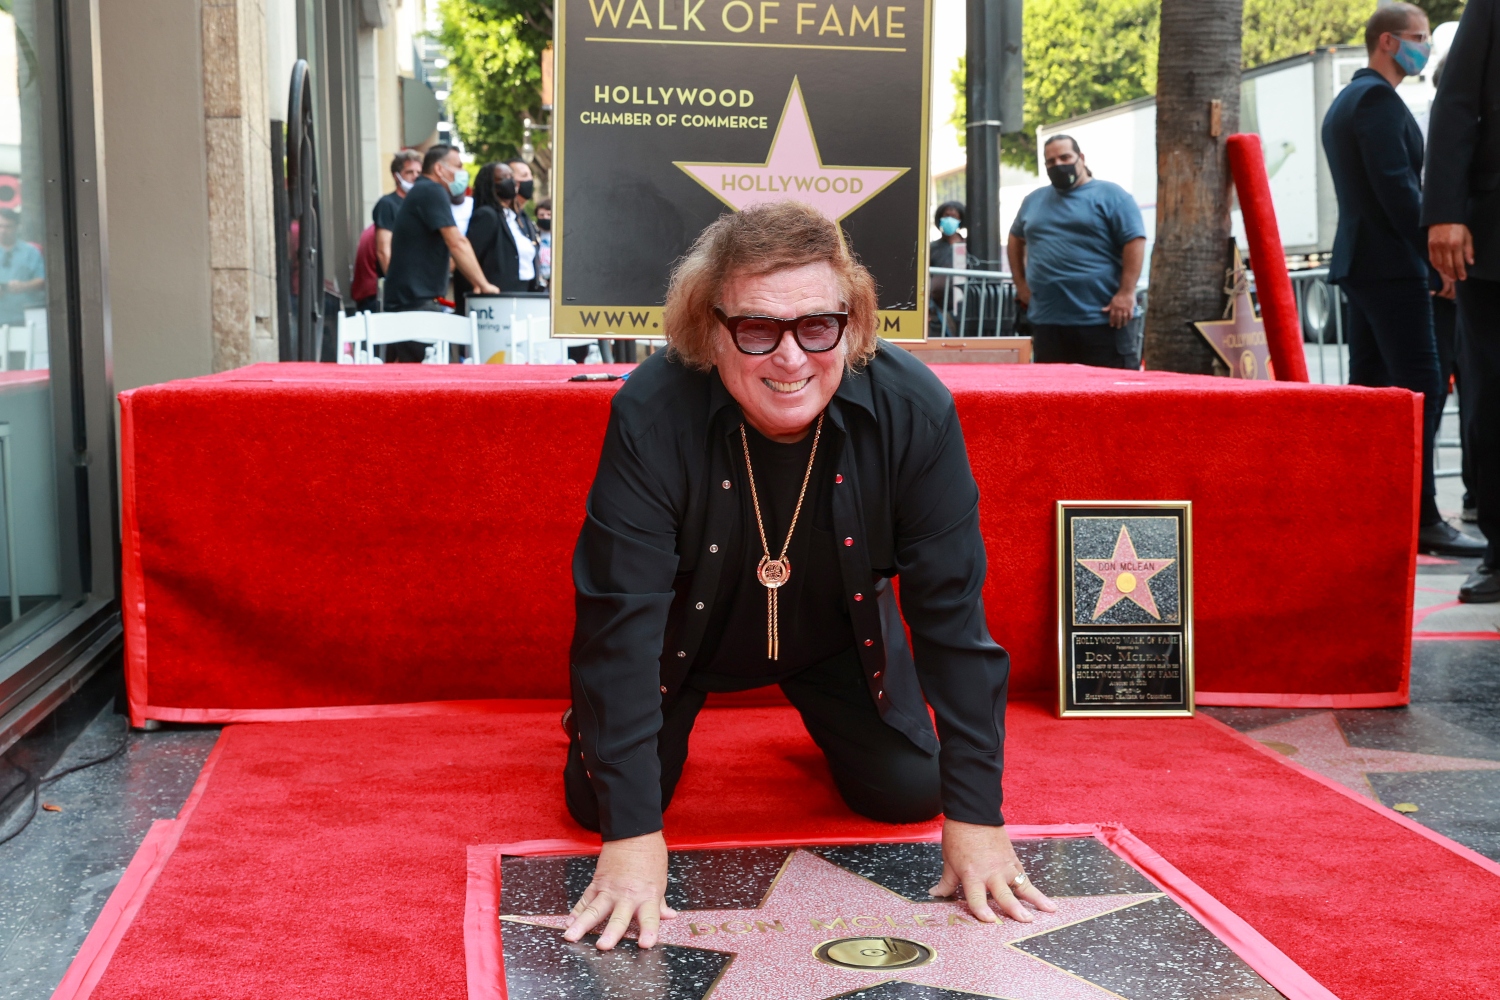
left=1006, top=136, right=1146, bottom=368
left=1323, top=4, right=1484, bottom=557
left=535, top=199, right=552, bottom=286
left=383, top=143, right=499, bottom=360
left=558, top=202, right=1052, bottom=955
left=505, top=159, right=540, bottom=241
left=928, top=202, right=966, bottom=335
left=373, top=149, right=423, bottom=276
left=455, top=162, right=540, bottom=311
left=1425, top=0, right=1500, bottom=595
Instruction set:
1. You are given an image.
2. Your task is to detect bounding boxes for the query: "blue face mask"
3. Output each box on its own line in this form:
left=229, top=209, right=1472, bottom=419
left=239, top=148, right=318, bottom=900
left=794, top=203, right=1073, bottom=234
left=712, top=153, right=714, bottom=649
left=1394, top=37, right=1431, bottom=76
left=938, top=216, right=961, bottom=237
left=448, top=168, right=470, bottom=198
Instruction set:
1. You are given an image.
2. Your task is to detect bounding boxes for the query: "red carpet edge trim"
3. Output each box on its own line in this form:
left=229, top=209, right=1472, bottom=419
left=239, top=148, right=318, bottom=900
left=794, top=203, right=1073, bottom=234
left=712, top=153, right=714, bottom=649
left=466, top=825, right=1336, bottom=1000
left=142, top=698, right=573, bottom=724
left=142, top=690, right=1420, bottom=722
left=1194, top=690, right=1408, bottom=708
left=1197, top=714, right=1500, bottom=879
left=118, top=392, right=149, bottom=730
left=49, top=732, right=227, bottom=1000
left=1412, top=631, right=1500, bottom=641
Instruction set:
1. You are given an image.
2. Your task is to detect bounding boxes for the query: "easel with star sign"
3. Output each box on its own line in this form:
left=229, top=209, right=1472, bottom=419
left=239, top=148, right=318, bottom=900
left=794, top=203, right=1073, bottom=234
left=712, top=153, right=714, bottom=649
left=1194, top=245, right=1276, bottom=380
left=1056, top=501, right=1195, bottom=718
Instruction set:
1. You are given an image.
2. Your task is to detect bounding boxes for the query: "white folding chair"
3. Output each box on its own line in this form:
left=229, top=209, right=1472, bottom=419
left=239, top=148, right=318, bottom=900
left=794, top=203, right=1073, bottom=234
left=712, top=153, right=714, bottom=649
left=335, top=310, right=369, bottom=364
left=357, top=310, right=479, bottom=364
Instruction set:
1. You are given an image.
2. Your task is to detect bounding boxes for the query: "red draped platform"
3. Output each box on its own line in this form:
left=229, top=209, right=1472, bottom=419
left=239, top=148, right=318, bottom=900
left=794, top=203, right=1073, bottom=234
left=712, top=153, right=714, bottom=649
left=119, top=361, right=1421, bottom=726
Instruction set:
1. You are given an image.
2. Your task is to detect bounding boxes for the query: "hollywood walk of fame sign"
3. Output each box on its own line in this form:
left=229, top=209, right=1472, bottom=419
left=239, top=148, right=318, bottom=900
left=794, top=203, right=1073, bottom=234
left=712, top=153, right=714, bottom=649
left=1056, top=502, right=1194, bottom=718
left=550, top=0, right=932, bottom=340
left=488, top=838, right=1290, bottom=1000
left=1194, top=247, right=1275, bottom=380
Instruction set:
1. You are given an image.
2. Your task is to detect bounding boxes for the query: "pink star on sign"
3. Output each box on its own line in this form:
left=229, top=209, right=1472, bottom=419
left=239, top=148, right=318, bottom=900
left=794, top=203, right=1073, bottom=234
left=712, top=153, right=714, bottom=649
left=1077, top=526, right=1176, bottom=620
left=674, top=78, right=907, bottom=223
left=510, top=849, right=1159, bottom=1000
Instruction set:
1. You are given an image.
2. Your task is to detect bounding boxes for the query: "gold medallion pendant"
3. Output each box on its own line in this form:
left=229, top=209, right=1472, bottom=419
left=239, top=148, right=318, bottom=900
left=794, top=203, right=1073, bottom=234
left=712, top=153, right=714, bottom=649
left=756, top=556, right=790, bottom=589
left=740, top=414, right=824, bottom=661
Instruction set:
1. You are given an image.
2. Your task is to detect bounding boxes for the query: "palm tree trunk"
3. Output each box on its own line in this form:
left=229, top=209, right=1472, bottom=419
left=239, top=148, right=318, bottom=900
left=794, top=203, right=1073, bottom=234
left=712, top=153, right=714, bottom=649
left=1144, top=0, right=1242, bottom=373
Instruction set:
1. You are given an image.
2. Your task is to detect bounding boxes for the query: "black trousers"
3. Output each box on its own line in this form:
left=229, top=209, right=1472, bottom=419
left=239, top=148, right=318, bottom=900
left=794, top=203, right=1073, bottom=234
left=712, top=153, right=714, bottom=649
left=1031, top=321, right=1141, bottom=369
left=1457, top=278, right=1500, bottom=565
left=564, top=648, right=941, bottom=834
left=1343, top=279, right=1444, bottom=526
left=1432, top=294, right=1473, bottom=497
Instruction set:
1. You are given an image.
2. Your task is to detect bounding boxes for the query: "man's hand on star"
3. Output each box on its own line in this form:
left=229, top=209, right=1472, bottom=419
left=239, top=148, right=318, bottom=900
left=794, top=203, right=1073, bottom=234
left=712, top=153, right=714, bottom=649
left=562, top=830, right=677, bottom=950
left=930, top=819, right=1057, bottom=923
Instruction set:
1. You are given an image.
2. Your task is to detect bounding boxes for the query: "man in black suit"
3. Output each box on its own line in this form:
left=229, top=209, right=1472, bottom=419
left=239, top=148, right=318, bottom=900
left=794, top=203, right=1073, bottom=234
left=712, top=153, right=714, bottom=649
left=1323, top=3, right=1485, bottom=557
left=1426, top=0, right=1500, bottom=599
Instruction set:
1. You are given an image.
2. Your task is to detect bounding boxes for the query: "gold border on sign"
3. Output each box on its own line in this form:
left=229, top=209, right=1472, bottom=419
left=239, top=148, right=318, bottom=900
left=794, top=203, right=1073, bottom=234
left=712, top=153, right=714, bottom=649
left=549, top=0, right=934, bottom=342
left=1055, top=501, right=1195, bottom=719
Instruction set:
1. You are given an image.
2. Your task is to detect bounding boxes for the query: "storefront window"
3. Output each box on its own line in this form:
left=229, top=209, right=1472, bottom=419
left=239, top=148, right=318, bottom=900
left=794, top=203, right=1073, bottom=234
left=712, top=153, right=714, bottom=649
left=0, top=0, right=65, bottom=673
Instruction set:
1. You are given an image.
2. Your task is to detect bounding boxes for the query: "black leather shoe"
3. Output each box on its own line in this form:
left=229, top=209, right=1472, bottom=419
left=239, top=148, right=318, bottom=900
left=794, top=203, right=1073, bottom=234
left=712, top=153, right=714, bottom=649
left=1459, top=564, right=1500, bottom=603
left=1419, top=521, right=1488, bottom=557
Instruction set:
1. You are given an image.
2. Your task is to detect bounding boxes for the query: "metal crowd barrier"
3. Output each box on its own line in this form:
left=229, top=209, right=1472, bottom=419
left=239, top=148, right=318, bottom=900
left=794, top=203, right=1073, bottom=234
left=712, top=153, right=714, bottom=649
left=929, top=267, right=1019, bottom=338
left=1281, top=267, right=1347, bottom=385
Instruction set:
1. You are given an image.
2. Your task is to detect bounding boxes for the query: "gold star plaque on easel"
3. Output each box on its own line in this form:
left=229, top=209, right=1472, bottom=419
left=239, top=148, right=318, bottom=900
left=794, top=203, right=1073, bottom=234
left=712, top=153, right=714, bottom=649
left=1057, top=501, right=1195, bottom=718
left=1195, top=246, right=1275, bottom=380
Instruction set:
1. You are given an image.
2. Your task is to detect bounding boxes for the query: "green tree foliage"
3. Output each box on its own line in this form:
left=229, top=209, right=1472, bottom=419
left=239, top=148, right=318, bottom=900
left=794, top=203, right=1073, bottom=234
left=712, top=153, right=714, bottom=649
left=1241, top=0, right=1366, bottom=66
left=950, top=0, right=1159, bottom=170
left=1415, top=0, right=1466, bottom=26
left=952, top=0, right=1465, bottom=173
left=438, top=0, right=552, bottom=162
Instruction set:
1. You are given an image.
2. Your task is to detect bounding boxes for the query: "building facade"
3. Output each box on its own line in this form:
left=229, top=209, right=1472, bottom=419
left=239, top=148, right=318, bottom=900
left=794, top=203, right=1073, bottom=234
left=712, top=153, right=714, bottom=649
left=0, top=0, right=445, bottom=748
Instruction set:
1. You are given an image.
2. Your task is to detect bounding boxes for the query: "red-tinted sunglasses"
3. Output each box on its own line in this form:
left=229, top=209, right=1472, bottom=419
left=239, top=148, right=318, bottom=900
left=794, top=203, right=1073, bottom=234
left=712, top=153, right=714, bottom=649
left=713, top=307, right=849, bottom=355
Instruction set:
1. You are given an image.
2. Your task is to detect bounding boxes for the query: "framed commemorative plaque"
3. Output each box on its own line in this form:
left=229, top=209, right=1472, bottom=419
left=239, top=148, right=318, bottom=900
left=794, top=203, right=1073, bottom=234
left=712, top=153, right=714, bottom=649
left=1057, top=501, right=1194, bottom=718
left=550, top=0, right=934, bottom=341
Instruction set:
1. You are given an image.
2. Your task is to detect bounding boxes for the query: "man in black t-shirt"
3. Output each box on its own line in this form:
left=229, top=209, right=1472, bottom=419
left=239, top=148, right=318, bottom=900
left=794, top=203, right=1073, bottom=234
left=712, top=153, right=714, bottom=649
left=384, top=144, right=497, bottom=315
left=373, top=149, right=421, bottom=277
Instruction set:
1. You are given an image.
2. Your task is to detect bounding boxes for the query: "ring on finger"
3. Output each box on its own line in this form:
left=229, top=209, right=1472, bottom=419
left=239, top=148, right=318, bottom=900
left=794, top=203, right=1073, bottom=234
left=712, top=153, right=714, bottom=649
left=1009, top=873, right=1028, bottom=890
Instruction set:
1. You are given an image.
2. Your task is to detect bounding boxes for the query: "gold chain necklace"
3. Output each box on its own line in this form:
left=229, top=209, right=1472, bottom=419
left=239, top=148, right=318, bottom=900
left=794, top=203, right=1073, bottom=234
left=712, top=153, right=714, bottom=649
left=739, top=413, right=824, bottom=661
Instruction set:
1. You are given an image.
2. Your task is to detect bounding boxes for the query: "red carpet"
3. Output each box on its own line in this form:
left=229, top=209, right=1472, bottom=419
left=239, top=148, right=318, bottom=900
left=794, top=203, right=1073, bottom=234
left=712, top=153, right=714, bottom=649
left=120, top=362, right=1420, bottom=724
left=65, top=703, right=1500, bottom=999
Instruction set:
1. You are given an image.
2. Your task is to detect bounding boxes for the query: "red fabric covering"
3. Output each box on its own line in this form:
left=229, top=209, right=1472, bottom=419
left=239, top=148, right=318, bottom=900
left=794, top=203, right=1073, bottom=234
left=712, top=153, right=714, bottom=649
left=1228, top=133, right=1310, bottom=382
left=73, top=705, right=1500, bottom=999
left=120, top=362, right=1419, bottom=725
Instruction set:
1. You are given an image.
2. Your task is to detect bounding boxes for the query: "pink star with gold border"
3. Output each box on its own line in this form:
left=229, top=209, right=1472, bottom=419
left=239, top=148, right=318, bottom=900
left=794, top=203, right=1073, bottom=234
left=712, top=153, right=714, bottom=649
left=1077, top=526, right=1176, bottom=620
left=508, top=848, right=1160, bottom=999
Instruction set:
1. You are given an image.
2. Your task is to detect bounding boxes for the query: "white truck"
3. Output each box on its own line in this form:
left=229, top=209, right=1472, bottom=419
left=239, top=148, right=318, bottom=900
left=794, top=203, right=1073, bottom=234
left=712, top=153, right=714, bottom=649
left=1037, top=35, right=1455, bottom=269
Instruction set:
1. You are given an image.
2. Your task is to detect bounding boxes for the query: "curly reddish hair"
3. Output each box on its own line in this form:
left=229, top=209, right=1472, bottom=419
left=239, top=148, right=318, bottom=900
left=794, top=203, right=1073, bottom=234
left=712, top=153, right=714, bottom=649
left=662, top=202, right=880, bottom=372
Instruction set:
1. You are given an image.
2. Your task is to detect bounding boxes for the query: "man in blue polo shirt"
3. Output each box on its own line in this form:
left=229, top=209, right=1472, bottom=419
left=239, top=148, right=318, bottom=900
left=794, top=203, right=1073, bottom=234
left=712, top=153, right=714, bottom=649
left=1008, top=135, right=1146, bottom=368
left=0, top=209, right=44, bottom=328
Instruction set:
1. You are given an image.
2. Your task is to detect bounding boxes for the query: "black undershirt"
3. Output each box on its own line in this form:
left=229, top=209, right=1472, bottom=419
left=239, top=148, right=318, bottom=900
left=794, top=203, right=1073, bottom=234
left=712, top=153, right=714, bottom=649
left=690, top=419, right=855, bottom=691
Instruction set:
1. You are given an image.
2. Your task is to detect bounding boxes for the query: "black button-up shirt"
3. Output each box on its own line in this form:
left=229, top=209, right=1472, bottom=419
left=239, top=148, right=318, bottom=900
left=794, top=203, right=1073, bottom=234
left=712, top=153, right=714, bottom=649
left=570, top=343, right=1011, bottom=840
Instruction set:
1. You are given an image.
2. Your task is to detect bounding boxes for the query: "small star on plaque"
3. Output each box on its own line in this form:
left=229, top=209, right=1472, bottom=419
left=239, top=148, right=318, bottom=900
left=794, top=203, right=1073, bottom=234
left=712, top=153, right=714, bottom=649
left=1195, top=246, right=1274, bottom=380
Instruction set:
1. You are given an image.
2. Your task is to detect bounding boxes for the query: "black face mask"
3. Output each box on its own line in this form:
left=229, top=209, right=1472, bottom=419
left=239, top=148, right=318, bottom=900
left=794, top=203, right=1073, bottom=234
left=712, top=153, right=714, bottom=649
left=497, top=178, right=517, bottom=200
left=1047, top=162, right=1079, bottom=191
left=537, top=216, right=551, bottom=231
left=517, top=179, right=534, bottom=200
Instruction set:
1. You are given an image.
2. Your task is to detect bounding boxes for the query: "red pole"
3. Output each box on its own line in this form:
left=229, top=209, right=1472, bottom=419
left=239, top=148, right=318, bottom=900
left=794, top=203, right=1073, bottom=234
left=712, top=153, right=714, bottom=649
left=1225, top=133, right=1309, bottom=382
